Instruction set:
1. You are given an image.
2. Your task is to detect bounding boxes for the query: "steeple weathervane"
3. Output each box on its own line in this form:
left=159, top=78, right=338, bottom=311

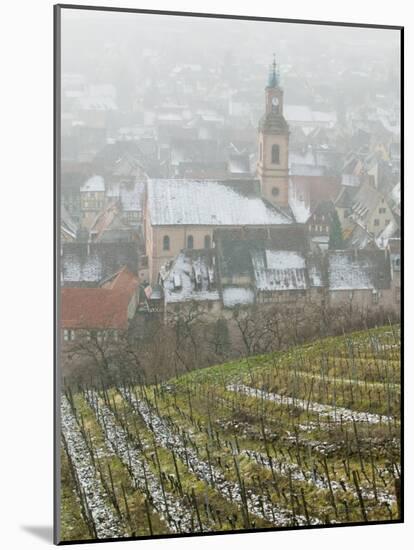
left=268, top=53, right=279, bottom=88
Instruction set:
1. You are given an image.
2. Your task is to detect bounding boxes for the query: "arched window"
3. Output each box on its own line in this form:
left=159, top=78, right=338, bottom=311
left=187, top=235, right=194, bottom=249
left=272, top=186, right=280, bottom=197
left=259, top=142, right=263, bottom=161
left=204, top=235, right=211, bottom=249
left=163, top=235, right=170, bottom=251
left=271, top=144, right=280, bottom=164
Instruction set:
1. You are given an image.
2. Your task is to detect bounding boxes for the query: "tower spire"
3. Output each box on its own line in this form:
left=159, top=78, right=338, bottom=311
left=268, top=53, right=279, bottom=88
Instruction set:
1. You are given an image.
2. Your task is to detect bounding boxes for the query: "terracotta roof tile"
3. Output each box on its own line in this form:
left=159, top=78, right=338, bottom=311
left=61, top=268, right=139, bottom=330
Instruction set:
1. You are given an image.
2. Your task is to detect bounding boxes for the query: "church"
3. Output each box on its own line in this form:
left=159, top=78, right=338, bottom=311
left=142, top=58, right=301, bottom=286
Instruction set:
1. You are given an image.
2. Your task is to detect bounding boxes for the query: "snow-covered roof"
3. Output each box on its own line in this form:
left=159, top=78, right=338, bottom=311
left=61, top=243, right=139, bottom=286
left=251, top=249, right=308, bottom=291
left=147, top=179, right=294, bottom=226
left=222, top=286, right=255, bottom=308
left=284, top=105, right=337, bottom=126
left=81, top=175, right=105, bottom=193
left=288, top=181, right=311, bottom=223
left=120, top=181, right=145, bottom=212
left=161, top=251, right=220, bottom=304
left=327, top=250, right=390, bottom=290
left=228, top=155, right=251, bottom=175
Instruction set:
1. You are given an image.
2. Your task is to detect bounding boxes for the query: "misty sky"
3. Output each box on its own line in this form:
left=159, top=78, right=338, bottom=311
left=60, top=7, right=400, bottom=93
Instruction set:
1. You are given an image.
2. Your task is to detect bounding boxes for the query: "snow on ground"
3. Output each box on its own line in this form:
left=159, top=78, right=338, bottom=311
left=84, top=389, right=197, bottom=534
left=61, top=395, right=124, bottom=539
left=120, top=387, right=320, bottom=527
left=226, top=384, right=394, bottom=425
left=244, top=450, right=395, bottom=505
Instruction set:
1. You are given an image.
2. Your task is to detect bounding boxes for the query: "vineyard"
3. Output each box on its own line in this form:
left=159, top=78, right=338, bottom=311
left=60, top=325, right=401, bottom=542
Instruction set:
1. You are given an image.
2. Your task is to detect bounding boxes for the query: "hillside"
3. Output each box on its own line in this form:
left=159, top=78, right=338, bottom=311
left=60, top=325, right=401, bottom=541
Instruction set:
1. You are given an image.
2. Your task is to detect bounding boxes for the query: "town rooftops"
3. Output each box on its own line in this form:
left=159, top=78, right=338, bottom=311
left=61, top=242, right=139, bottom=286
left=284, top=105, right=337, bottom=127
left=335, top=186, right=358, bottom=209
left=327, top=250, right=390, bottom=291
left=147, top=179, right=294, bottom=226
left=160, top=250, right=220, bottom=304
left=251, top=249, right=308, bottom=291
left=62, top=288, right=131, bottom=330
left=100, top=266, right=140, bottom=295
left=80, top=175, right=105, bottom=193
left=61, top=204, right=78, bottom=240
left=346, top=223, right=376, bottom=250
left=350, top=181, right=389, bottom=223
left=61, top=267, right=138, bottom=330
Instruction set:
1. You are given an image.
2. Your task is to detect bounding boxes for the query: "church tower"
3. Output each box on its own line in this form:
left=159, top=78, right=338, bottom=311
left=257, top=55, right=290, bottom=208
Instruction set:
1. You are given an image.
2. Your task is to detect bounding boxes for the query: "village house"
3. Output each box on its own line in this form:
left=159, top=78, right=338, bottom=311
left=306, top=200, right=336, bottom=251
left=326, top=249, right=394, bottom=311
left=154, top=239, right=397, bottom=319
left=347, top=180, right=396, bottom=237
left=61, top=204, right=78, bottom=243
left=61, top=242, right=139, bottom=287
left=159, top=249, right=222, bottom=320
left=61, top=266, right=139, bottom=343
left=89, top=202, right=139, bottom=244
left=80, top=175, right=106, bottom=229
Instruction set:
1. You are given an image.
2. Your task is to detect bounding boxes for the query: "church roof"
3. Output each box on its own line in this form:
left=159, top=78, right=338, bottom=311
left=147, top=179, right=294, bottom=226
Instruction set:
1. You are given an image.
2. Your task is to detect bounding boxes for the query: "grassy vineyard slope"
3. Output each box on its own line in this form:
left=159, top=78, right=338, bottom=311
left=60, top=325, right=401, bottom=541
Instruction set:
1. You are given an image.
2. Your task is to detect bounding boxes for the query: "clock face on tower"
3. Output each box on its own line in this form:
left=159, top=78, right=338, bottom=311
left=272, top=96, right=279, bottom=107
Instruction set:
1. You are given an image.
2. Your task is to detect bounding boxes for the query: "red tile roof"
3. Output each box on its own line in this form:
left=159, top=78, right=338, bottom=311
left=101, top=266, right=139, bottom=295
left=62, top=266, right=139, bottom=330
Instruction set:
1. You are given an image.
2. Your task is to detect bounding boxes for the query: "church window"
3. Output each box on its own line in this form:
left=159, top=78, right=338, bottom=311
left=271, top=144, right=280, bottom=164
left=272, top=186, right=280, bottom=197
left=187, top=235, right=194, bottom=249
left=259, top=142, right=263, bottom=161
left=163, top=235, right=170, bottom=251
left=204, top=235, right=211, bottom=249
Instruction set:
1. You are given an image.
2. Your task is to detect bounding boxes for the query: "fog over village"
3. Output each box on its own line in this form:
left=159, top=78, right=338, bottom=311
left=58, top=9, right=401, bottom=542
